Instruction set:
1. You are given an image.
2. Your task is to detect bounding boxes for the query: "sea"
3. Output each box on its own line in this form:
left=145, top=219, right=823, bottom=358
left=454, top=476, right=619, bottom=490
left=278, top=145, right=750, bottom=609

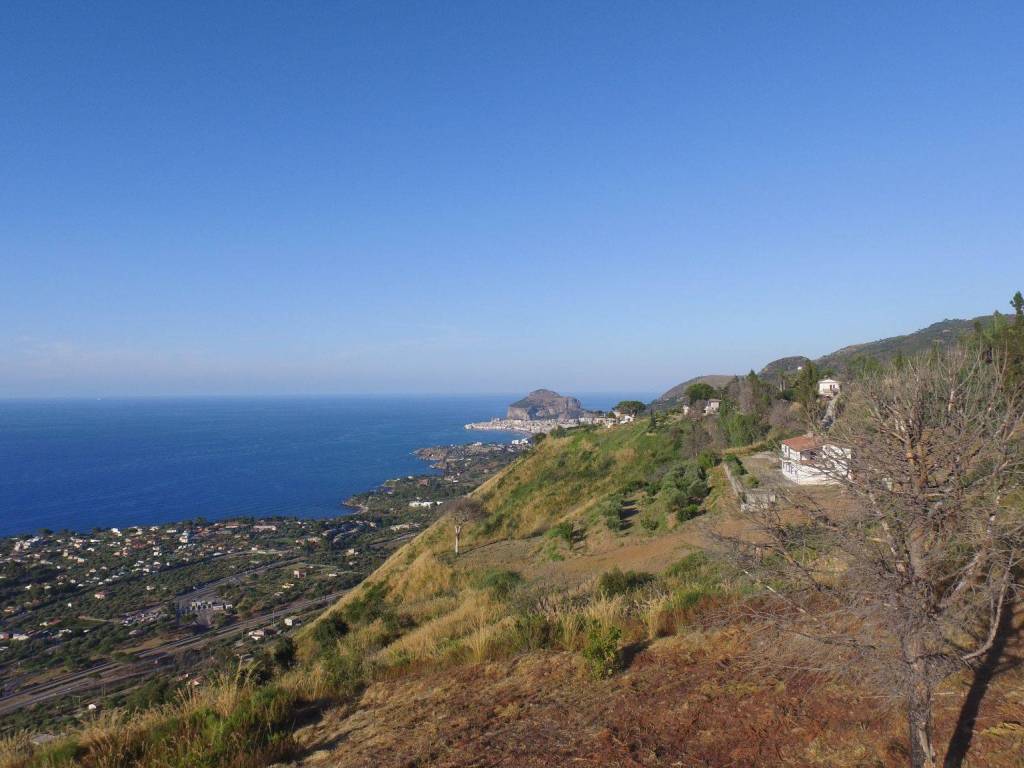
left=0, top=394, right=641, bottom=538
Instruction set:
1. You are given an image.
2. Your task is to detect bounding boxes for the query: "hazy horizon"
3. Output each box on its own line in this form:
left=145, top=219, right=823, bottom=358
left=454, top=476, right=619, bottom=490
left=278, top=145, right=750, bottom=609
left=4, top=2, right=1023, bottom=398
left=0, top=391, right=661, bottom=402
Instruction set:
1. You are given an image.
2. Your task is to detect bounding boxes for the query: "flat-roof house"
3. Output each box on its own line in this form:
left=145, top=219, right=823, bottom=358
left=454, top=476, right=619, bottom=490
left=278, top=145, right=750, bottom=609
left=817, top=379, right=841, bottom=397
left=780, top=435, right=850, bottom=485
left=704, top=399, right=721, bottom=415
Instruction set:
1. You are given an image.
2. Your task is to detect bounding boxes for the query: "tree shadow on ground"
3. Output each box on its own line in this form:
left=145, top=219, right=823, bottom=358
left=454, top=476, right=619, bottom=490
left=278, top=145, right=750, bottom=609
left=618, top=502, right=641, bottom=531
left=943, top=601, right=1020, bottom=768
left=620, top=640, right=651, bottom=670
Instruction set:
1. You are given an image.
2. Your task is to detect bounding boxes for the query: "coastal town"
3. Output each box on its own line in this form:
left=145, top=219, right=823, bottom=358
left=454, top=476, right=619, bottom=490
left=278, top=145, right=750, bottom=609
left=0, top=441, right=527, bottom=736
left=465, top=388, right=637, bottom=433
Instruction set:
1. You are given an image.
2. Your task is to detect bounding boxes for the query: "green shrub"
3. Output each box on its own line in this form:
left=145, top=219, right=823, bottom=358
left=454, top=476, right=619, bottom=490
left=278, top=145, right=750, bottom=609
left=685, top=478, right=709, bottom=502
left=697, top=451, right=720, bottom=470
left=35, top=739, right=82, bottom=765
left=312, top=612, right=349, bottom=650
left=341, top=581, right=390, bottom=625
left=592, top=495, right=623, bottom=531
left=322, top=647, right=366, bottom=697
left=511, top=612, right=553, bottom=651
left=639, top=515, right=659, bottom=532
left=271, top=636, right=296, bottom=671
left=675, top=503, right=702, bottom=523
left=546, top=521, right=574, bottom=546
left=597, top=567, right=654, bottom=597
left=621, top=478, right=646, bottom=493
left=605, top=507, right=622, bottom=530
left=664, top=551, right=712, bottom=579
left=472, top=569, right=523, bottom=599
left=125, top=675, right=178, bottom=712
left=685, top=382, right=717, bottom=401
left=724, top=453, right=747, bottom=475
left=582, top=622, right=622, bottom=678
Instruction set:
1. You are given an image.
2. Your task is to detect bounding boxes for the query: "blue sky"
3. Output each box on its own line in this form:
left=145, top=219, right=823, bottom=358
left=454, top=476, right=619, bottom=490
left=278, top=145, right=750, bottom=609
left=2, top=1, right=1022, bottom=397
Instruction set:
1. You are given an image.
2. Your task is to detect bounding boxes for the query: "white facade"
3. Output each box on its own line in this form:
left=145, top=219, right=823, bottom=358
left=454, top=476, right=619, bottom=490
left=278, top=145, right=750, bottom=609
left=780, top=436, right=850, bottom=485
left=704, top=399, right=721, bottom=415
left=817, top=379, right=841, bottom=397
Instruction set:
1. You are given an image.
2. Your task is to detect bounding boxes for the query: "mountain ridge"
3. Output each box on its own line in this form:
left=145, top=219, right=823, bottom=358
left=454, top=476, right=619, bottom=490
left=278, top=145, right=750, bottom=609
left=652, top=315, right=990, bottom=408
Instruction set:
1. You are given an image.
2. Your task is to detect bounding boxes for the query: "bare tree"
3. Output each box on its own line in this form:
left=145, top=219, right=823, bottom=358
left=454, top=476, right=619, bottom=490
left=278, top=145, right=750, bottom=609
left=448, top=497, right=486, bottom=556
left=722, top=346, right=1024, bottom=768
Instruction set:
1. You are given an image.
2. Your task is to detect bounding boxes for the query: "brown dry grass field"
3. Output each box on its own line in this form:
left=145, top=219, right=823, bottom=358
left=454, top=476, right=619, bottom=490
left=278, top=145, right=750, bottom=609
left=290, top=626, right=1024, bottom=768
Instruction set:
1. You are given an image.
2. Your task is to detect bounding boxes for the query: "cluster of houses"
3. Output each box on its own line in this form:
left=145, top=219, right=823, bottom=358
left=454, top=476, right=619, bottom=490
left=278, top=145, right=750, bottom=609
left=465, top=411, right=638, bottom=435
left=779, top=378, right=848, bottom=485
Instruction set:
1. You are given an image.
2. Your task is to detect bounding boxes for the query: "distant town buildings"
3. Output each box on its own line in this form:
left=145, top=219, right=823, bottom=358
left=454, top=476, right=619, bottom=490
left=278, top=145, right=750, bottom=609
left=465, top=413, right=634, bottom=434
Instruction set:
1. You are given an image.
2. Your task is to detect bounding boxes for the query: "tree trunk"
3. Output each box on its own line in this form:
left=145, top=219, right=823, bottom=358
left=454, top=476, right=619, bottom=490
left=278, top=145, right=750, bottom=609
left=908, top=672, right=937, bottom=768
left=454, top=524, right=462, bottom=556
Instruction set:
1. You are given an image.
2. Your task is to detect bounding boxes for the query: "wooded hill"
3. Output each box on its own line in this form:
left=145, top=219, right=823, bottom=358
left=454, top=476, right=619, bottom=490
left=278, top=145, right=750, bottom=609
left=653, top=315, right=989, bottom=410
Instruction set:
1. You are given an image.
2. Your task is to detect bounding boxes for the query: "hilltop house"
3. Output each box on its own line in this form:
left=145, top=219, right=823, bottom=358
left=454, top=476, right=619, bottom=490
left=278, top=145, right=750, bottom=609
left=780, top=435, right=851, bottom=485
left=817, top=378, right=841, bottom=397
left=704, top=399, right=721, bottom=416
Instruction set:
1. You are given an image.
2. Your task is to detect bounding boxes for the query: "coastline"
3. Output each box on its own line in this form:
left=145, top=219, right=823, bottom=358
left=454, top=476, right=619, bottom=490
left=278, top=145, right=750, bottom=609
left=0, top=395, right=524, bottom=538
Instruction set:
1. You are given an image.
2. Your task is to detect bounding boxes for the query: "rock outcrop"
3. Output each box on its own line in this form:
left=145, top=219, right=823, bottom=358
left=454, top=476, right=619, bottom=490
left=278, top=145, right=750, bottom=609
left=507, top=389, right=584, bottom=420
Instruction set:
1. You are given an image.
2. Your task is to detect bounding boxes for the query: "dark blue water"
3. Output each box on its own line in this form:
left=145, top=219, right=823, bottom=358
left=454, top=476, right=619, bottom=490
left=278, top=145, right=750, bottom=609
left=0, top=395, right=638, bottom=537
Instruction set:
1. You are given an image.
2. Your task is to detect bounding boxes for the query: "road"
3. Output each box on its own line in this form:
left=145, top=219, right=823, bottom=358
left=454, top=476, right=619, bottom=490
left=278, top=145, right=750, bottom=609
left=0, top=529, right=416, bottom=719
left=0, top=590, right=348, bottom=717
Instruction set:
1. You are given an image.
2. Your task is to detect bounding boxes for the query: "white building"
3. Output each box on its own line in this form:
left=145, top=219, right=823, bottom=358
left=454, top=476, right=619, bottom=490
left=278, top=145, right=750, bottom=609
left=817, top=379, right=841, bottom=397
left=704, top=399, right=721, bottom=415
left=780, top=435, right=851, bottom=485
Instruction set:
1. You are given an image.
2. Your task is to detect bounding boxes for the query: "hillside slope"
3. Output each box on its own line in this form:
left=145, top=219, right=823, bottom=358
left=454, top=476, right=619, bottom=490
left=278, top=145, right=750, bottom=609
left=816, top=317, right=983, bottom=372
left=286, top=419, right=1023, bottom=768
left=9, top=415, right=1022, bottom=768
left=656, top=315, right=991, bottom=405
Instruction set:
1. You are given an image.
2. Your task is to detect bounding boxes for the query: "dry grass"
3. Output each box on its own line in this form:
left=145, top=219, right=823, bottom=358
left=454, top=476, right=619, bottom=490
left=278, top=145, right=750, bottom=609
left=374, top=590, right=497, bottom=668
left=1, top=667, right=302, bottom=768
left=386, top=550, right=453, bottom=603
left=0, top=733, right=33, bottom=768
left=638, top=592, right=675, bottom=638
